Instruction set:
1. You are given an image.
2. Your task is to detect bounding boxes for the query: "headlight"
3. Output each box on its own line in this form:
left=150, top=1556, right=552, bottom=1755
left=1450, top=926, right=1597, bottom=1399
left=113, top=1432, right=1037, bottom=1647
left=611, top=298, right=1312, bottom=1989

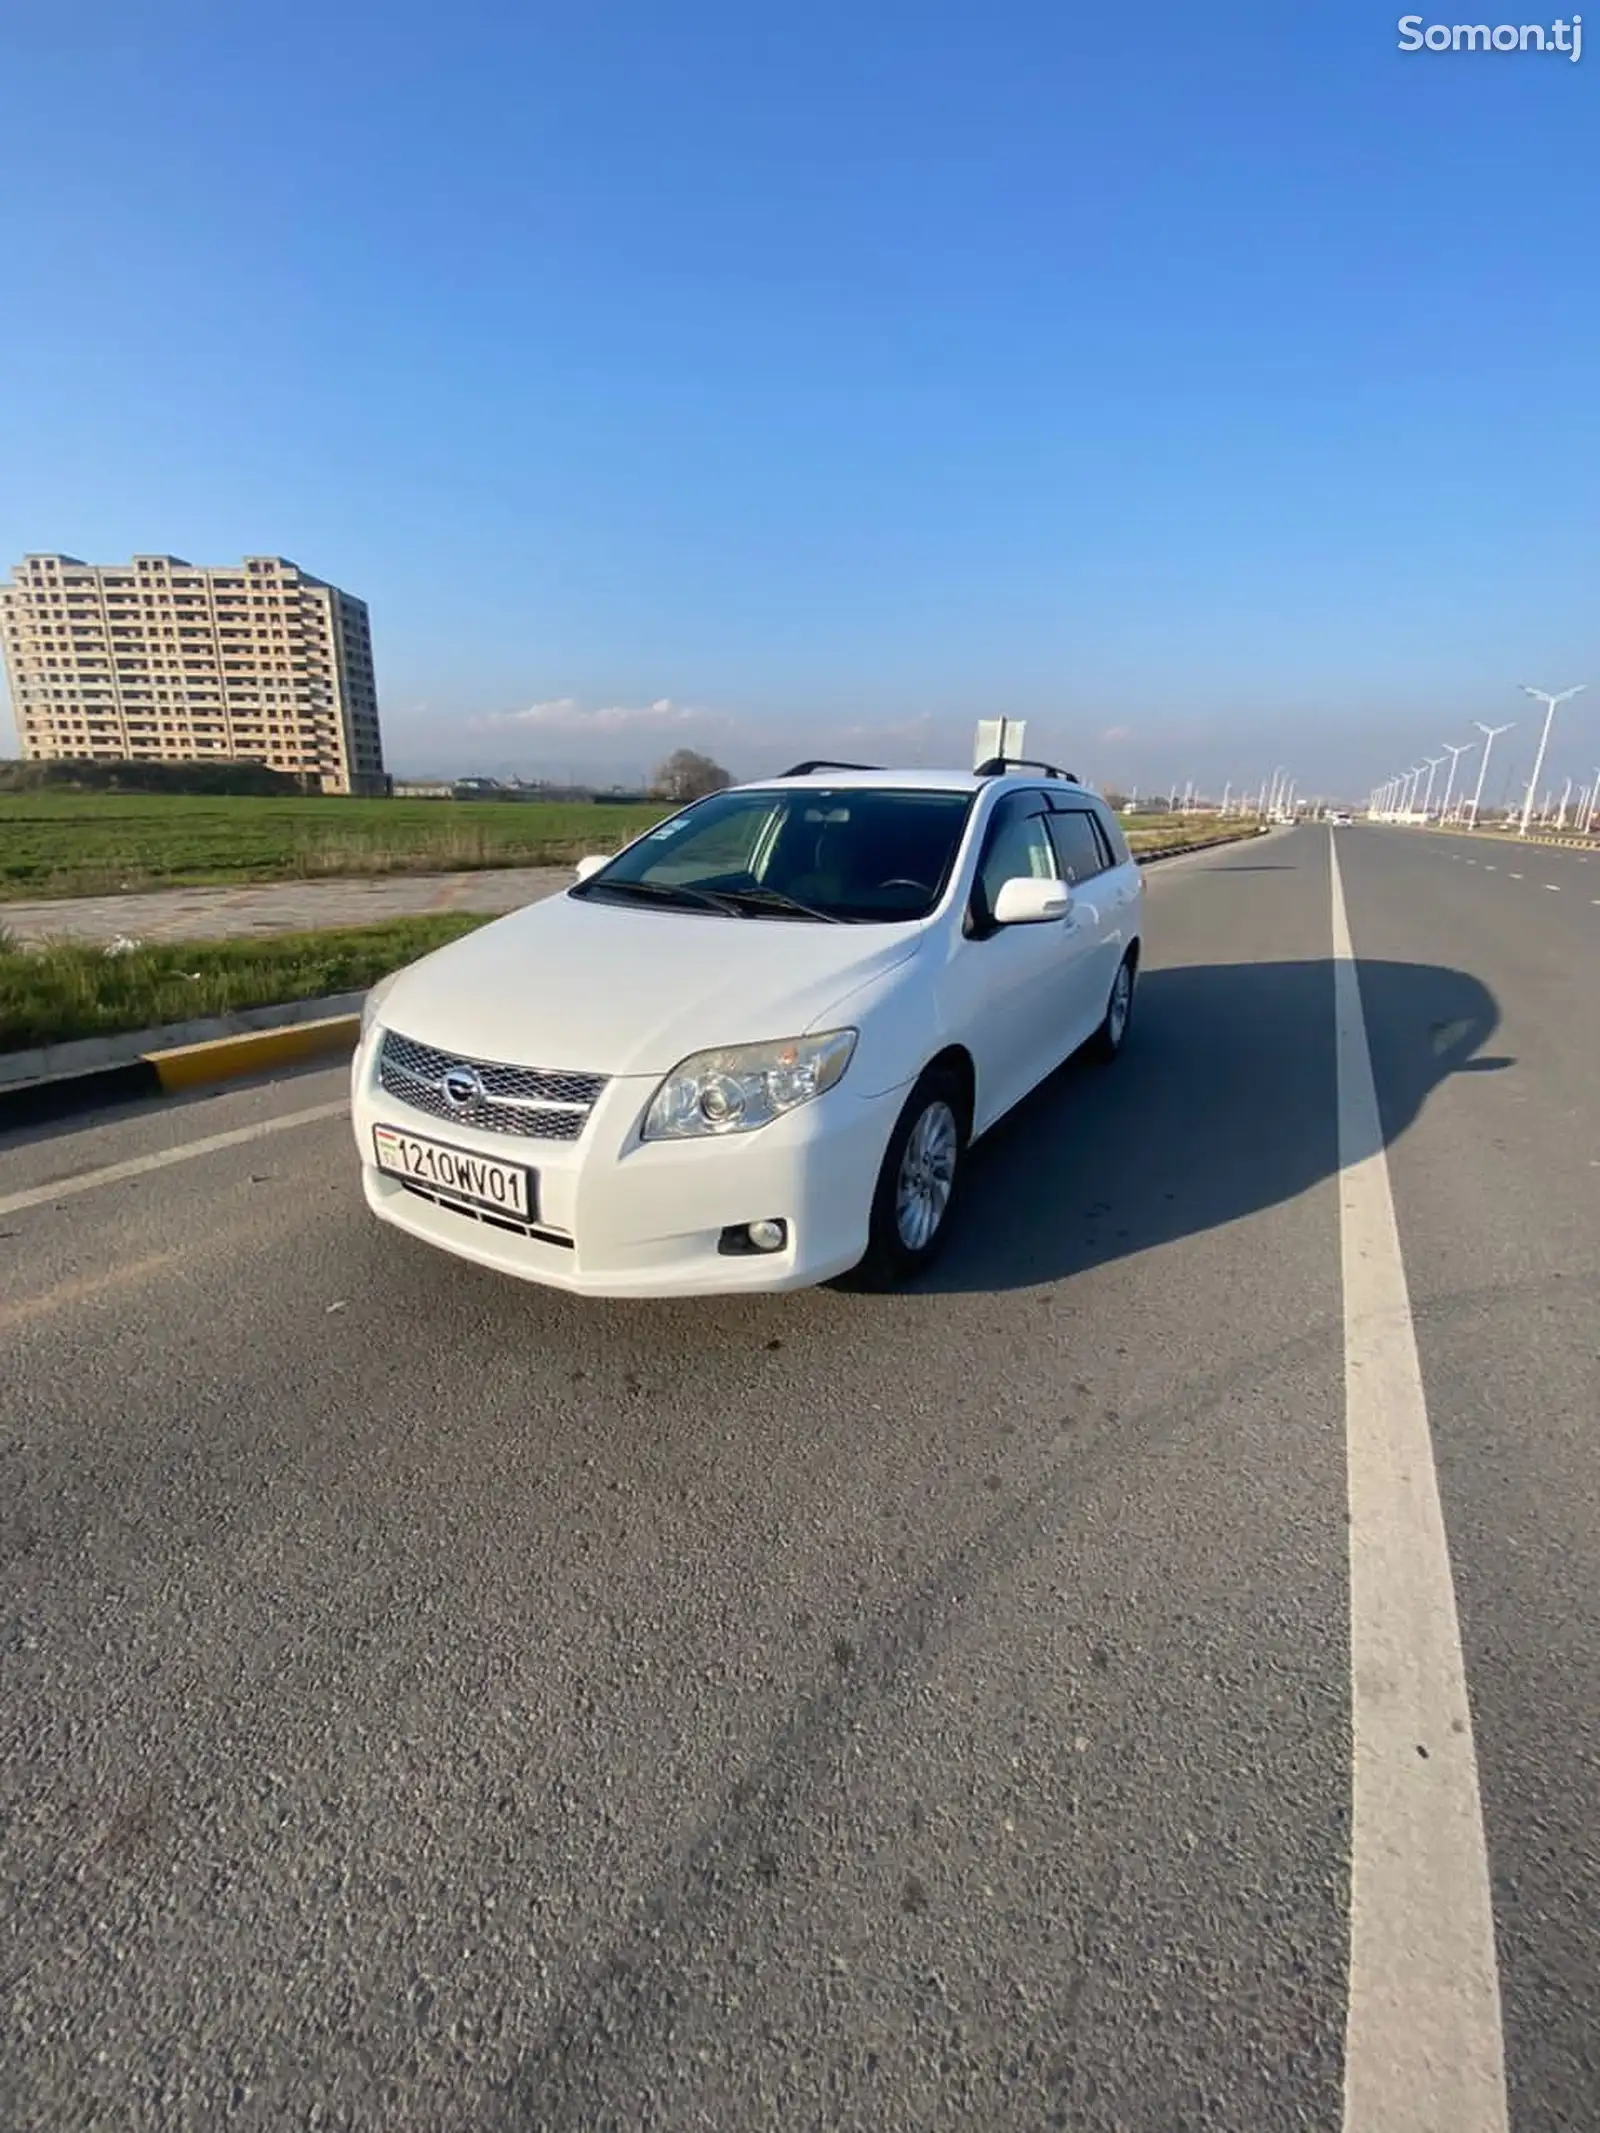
left=361, top=969, right=401, bottom=1039
left=641, top=1030, right=857, bottom=1141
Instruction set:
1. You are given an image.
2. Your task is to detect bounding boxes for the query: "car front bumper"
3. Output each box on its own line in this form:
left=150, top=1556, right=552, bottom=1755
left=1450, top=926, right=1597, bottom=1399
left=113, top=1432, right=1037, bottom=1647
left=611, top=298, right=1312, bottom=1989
left=349, top=1028, right=901, bottom=1298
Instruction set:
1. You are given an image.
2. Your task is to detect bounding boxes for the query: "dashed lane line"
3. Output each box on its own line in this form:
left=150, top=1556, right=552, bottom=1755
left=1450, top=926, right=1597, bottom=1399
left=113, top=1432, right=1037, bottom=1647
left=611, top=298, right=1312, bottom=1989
left=1330, top=833, right=1508, bottom=2133
left=0, top=1101, right=348, bottom=1219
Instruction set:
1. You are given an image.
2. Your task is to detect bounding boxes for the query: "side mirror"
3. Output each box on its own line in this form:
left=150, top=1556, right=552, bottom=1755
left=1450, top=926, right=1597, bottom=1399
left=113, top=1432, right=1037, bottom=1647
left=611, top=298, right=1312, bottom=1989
left=574, top=854, right=608, bottom=882
left=992, top=875, right=1071, bottom=926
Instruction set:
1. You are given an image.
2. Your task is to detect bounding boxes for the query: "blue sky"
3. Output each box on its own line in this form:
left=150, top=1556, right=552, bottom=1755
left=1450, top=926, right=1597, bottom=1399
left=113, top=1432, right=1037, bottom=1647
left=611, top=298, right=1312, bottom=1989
left=1, top=1, right=1595, bottom=800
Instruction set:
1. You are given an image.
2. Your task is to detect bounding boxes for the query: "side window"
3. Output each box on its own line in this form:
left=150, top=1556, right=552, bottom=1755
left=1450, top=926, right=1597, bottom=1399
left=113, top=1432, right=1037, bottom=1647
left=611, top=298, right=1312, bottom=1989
left=1047, top=806, right=1109, bottom=885
left=971, top=794, right=1059, bottom=929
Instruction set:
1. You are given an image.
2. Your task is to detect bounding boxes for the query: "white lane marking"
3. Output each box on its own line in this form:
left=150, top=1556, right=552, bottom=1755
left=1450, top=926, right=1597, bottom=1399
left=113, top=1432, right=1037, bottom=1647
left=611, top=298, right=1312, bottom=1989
left=1544, top=884, right=1561, bottom=892
left=1484, top=866, right=1497, bottom=872
left=0, top=1100, right=347, bottom=1219
left=1509, top=872, right=1523, bottom=880
left=1330, top=833, right=1507, bottom=2133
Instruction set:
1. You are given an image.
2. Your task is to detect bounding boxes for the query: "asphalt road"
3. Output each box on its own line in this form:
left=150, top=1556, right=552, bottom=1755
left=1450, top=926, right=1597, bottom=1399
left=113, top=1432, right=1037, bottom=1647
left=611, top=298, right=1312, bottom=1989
left=2, top=825, right=1595, bottom=2132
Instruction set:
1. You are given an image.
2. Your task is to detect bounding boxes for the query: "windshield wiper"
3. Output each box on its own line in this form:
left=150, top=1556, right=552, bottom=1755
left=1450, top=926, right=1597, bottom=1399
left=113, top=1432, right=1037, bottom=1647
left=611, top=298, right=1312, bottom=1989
left=580, top=877, right=743, bottom=916
left=707, top=885, right=843, bottom=924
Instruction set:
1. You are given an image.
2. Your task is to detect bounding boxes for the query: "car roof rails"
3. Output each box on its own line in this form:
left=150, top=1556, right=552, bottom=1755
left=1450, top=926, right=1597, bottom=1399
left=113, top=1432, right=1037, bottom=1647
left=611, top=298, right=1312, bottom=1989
left=974, top=755, right=1079, bottom=783
left=779, top=758, right=886, bottom=777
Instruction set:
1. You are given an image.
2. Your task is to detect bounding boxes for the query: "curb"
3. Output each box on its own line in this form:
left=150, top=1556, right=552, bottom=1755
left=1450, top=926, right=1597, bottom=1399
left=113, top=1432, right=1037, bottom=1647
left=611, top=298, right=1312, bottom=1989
left=1131, top=825, right=1274, bottom=864
left=0, top=988, right=369, bottom=1091
left=0, top=829, right=1274, bottom=1135
left=1415, top=824, right=1599, bottom=851
left=1, top=1012, right=360, bottom=1133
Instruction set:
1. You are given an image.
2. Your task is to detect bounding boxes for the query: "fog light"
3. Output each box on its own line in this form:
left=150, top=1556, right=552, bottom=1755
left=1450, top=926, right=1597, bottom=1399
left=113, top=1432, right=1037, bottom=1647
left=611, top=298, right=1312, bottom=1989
left=747, top=1219, right=787, bottom=1252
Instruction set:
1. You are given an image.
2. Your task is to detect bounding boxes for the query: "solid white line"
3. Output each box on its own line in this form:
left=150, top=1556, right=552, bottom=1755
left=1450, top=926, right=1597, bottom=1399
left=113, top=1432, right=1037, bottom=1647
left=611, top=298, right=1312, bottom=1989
left=0, top=1100, right=348, bottom=1219
left=1331, top=833, right=1507, bottom=2133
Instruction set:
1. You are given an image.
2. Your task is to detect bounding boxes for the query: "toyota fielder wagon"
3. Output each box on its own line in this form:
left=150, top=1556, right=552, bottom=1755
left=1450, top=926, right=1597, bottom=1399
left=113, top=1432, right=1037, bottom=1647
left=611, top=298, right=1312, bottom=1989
left=351, top=756, right=1144, bottom=1296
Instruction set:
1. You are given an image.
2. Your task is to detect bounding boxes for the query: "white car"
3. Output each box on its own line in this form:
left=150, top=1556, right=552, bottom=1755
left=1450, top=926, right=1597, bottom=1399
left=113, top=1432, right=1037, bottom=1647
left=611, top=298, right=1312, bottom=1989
left=351, top=759, right=1144, bottom=1297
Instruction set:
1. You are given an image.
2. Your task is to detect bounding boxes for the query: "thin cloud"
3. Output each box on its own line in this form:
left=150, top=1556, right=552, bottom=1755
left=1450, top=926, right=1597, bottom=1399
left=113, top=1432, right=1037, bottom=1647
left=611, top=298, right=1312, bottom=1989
left=471, top=697, right=732, bottom=735
left=833, top=712, right=936, bottom=745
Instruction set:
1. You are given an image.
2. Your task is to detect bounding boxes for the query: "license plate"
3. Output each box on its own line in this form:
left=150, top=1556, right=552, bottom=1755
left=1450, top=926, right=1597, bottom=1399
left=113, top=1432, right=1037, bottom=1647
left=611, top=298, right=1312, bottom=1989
left=372, top=1125, right=534, bottom=1220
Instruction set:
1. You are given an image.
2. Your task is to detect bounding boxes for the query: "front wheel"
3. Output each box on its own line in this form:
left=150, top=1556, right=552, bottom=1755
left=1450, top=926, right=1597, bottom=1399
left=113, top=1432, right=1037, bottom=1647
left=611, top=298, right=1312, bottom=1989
left=1088, top=950, right=1136, bottom=1062
left=843, top=1066, right=967, bottom=1290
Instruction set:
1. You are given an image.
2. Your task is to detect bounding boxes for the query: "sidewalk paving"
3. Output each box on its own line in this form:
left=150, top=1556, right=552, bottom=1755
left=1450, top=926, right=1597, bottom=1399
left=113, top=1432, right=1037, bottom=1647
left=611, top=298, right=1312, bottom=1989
left=1, top=866, right=575, bottom=948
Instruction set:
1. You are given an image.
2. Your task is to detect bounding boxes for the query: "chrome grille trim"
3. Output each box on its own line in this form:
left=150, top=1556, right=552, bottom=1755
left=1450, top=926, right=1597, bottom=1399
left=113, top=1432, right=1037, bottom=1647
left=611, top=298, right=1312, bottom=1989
left=378, top=1029, right=607, bottom=1142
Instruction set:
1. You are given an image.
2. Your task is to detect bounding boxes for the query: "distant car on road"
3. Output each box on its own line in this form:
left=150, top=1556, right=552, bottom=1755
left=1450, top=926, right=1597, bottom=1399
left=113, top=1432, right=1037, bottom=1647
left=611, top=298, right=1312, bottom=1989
left=1328, top=811, right=1352, bottom=825
left=351, top=759, right=1145, bottom=1296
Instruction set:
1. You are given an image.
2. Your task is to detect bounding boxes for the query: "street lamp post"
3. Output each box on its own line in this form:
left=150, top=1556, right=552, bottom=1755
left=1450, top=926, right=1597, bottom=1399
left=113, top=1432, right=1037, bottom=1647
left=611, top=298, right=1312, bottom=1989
left=1585, top=770, right=1600, bottom=837
left=1467, top=723, right=1514, bottom=829
left=1438, top=739, right=1475, bottom=827
left=1419, top=755, right=1445, bottom=821
left=1517, top=685, right=1586, bottom=836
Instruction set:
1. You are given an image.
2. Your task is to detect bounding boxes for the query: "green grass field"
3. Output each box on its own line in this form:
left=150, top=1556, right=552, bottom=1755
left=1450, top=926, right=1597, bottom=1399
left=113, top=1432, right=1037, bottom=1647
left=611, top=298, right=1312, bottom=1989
left=0, top=914, right=491, bottom=1052
left=0, top=813, right=1264, bottom=1050
left=0, top=791, right=1264, bottom=902
left=0, top=792, right=669, bottom=900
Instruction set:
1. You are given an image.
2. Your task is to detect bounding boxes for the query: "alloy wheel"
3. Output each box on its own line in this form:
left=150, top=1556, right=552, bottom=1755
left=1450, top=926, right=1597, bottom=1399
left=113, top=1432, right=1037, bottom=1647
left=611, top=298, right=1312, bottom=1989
left=895, top=1099, right=959, bottom=1252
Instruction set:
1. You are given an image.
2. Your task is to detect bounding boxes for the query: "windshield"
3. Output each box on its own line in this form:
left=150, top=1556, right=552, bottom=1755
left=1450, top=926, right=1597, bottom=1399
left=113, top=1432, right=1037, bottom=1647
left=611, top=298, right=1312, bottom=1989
left=573, top=785, right=975, bottom=924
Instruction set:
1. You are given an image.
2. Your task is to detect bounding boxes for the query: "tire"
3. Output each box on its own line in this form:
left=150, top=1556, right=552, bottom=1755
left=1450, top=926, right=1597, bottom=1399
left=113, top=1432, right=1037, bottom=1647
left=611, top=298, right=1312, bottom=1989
left=843, top=1065, right=967, bottom=1291
left=1088, top=950, right=1136, bottom=1063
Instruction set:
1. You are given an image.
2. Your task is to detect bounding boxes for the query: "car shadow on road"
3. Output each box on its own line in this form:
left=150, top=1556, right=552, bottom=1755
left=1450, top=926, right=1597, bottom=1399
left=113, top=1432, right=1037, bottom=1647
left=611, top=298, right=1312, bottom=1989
left=920, top=956, right=1507, bottom=1296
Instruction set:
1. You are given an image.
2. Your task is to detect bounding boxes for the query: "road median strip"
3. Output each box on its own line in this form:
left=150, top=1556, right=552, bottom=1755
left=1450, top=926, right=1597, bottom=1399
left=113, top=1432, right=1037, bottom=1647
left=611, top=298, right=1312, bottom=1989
left=0, top=827, right=1269, bottom=1133
left=1420, top=823, right=1599, bottom=851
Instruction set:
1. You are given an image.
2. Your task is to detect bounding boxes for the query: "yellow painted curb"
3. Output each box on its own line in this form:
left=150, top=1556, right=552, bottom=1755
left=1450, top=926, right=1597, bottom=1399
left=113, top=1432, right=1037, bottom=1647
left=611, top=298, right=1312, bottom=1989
left=148, top=1013, right=361, bottom=1093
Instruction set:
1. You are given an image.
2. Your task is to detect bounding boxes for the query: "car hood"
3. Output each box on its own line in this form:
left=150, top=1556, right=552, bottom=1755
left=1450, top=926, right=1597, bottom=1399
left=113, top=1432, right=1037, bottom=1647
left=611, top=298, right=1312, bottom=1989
left=375, top=890, right=925, bottom=1075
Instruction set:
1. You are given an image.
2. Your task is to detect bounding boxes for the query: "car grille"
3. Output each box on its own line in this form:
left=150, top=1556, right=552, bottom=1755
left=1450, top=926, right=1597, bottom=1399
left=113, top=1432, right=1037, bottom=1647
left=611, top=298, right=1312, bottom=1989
left=377, top=1029, right=607, bottom=1142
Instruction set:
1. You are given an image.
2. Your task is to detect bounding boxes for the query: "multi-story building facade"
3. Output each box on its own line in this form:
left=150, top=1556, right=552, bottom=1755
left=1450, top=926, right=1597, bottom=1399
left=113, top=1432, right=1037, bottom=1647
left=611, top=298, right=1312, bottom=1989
left=0, top=554, right=387, bottom=795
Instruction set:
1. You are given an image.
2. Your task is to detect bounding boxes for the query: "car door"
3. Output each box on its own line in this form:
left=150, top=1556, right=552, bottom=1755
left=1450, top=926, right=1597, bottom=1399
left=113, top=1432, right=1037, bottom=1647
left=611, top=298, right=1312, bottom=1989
left=1045, top=801, right=1125, bottom=1040
left=940, top=789, right=1096, bottom=1132
left=1091, top=801, right=1144, bottom=962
